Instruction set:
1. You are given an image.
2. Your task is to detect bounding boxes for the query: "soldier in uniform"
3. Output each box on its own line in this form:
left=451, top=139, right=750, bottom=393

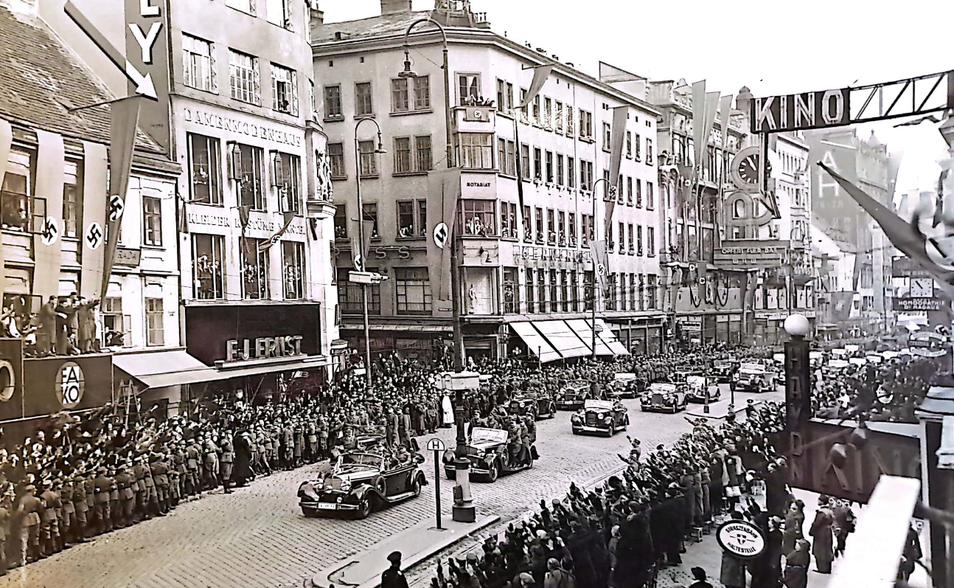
left=185, top=440, right=200, bottom=497
left=220, top=431, right=234, bottom=494
left=93, top=466, right=113, bottom=534
left=71, top=470, right=89, bottom=541
left=114, top=462, right=135, bottom=528
left=38, top=479, right=61, bottom=556
left=203, top=436, right=220, bottom=491
left=107, top=466, right=120, bottom=530
left=16, top=483, right=43, bottom=565
left=141, top=455, right=159, bottom=517
left=306, top=421, right=318, bottom=464
left=381, top=551, right=409, bottom=588
left=57, top=478, right=74, bottom=547
left=168, top=450, right=181, bottom=509
left=0, top=492, right=10, bottom=574
left=150, top=453, right=170, bottom=515
left=281, top=422, right=294, bottom=470
left=294, top=420, right=305, bottom=468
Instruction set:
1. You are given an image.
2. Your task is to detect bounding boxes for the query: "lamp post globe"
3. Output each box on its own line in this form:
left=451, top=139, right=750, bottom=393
left=784, top=313, right=810, bottom=338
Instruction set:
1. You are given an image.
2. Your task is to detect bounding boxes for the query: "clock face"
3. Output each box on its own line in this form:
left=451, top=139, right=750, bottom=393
left=910, top=278, right=934, bottom=298
left=730, top=146, right=771, bottom=193
left=739, top=155, right=760, bottom=184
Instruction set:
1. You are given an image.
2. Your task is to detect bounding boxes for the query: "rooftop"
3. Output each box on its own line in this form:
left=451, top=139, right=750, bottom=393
left=0, top=4, right=160, bottom=153
left=312, top=10, right=431, bottom=45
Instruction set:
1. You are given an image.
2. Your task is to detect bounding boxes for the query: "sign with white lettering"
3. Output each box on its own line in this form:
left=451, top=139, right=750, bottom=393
left=894, top=297, right=943, bottom=312
left=225, top=336, right=304, bottom=363
left=717, top=520, right=766, bottom=559
left=183, top=108, right=303, bottom=148
left=751, top=89, right=850, bottom=134
left=892, top=256, right=931, bottom=278
left=714, top=240, right=790, bottom=269
left=186, top=206, right=307, bottom=236
left=461, top=173, right=497, bottom=199
left=56, top=361, right=85, bottom=409
left=124, top=0, right=170, bottom=151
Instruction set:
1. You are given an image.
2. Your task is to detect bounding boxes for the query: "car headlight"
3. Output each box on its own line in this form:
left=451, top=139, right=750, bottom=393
left=604, top=417, right=612, bottom=424
left=597, top=412, right=605, bottom=419
left=571, top=414, right=582, bottom=424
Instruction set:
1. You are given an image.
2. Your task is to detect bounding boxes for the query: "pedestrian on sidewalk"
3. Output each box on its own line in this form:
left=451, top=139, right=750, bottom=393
left=381, top=550, right=409, bottom=588
left=782, top=499, right=805, bottom=556
left=809, top=496, right=835, bottom=574
left=688, top=566, right=714, bottom=588
left=782, top=539, right=810, bottom=588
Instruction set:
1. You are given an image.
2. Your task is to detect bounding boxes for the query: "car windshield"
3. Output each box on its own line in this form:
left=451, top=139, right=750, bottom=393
left=686, top=376, right=706, bottom=387
left=336, top=453, right=381, bottom=471
left=471, top=427, right=508, bottom=445
left=650, top=384, right=676, bottom=394
left=740, top=363, right=764, bottom=372
left=584, top=399, right=615, bottom=410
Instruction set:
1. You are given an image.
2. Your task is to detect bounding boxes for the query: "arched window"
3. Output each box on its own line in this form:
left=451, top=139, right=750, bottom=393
left=733, top=199, right=745, bottom=219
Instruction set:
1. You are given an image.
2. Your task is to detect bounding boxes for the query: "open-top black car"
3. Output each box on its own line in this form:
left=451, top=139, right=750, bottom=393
left=711, top=358, right=739, bottom=383
left=555, top=381, right=590, bottom=410
left=609, top=373, right=642, bottom=399
left=640, top=382, right=688, bottom=413
left=297, top=448, right=426, bottom=519
left=571, top=399, right=629, bottom=436
left=442, top=427, right=536, bottom=482
left=685, top=375, right=721, bottom=403
left=510, top=394, right=557, bottom=420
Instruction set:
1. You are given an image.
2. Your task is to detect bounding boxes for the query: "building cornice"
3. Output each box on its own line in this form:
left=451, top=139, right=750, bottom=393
left=312, top=27, right=660, bottom=117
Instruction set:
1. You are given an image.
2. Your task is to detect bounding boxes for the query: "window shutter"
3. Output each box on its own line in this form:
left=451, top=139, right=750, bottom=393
left=181, top=39, right=191, bottom=87
left=290, top=71, right=299, bottom=116
left=253, top=61, right=261, bottom=106
left=270, top=65, right=277, bottom=110
left=209, top=44, right=218, bottom=93
left=271, top=152, right=285, bottom=187
left=229, top=143, right=243, bottom=180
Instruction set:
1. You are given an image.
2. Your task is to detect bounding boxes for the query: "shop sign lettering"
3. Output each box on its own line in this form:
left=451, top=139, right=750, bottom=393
left=183, top=108, right=302, bottom=148
left=226, top=336, right=304, bottom=362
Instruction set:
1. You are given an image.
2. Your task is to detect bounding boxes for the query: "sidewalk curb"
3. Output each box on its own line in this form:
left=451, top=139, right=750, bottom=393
left=311, top=515, right=499, bottom=588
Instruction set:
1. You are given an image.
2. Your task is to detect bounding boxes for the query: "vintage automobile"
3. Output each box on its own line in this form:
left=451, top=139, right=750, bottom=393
left=640, top=382, right=688, bottom=413
left=685, top=375, right=721, bottom=403
left=555, top=381, right=590, bottom=410
left=571, top=399, right=629, bottom=436
left=297, top=449, right=426, bottom=519
left=509, top=394, right=557, bottom=420
left=442, top=427, right=536, bottom=482
left=609, top=373, right=642, bottom=399
left=671, top=366, right=702, bottom=384
left=711, top=358, right=739, bottom=383
left=731, top=362, right=778, bottom=393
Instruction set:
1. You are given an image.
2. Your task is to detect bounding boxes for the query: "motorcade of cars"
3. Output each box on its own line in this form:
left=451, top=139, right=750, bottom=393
left=640, top=382, right=688, bottom=413
left=442, top=427, right=536, bottom=482
left=570, top=399, right=629, bottom=436
left=555, top=381, right=590, bottom=410
left=711, top=357, right=739, bottom=383
left=685, top=375, right=721, bottom=403
left=731, top=362, right=778, bottom=393
left=297, top=447, right=426, bottom=519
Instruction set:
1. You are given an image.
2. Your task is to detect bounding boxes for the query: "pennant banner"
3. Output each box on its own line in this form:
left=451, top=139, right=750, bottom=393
left=604, top=106, right=628, bottom=238
left=592, top=239, right=609, bottom=293
left=101, top=96, right=142, bottom=300
left=691, top=81, right=708, bottom=169
left=258, top=211, right=296, bottom=252
left=0, top=118, right=11, bottom=302
left=426, top=169, right=461, bottom=301
left=80, top=141, right=108, bottom=300
left=819, top=161, right=954, bottom=297
left=362, top=219, right=375, bottom=265
left=717, top=95, right=734, bottom=160
left=519, top=65, right=552, bottom=109
left=238, top=204, right=254, bottom=263
left=33, top=129, right=66, bottom=301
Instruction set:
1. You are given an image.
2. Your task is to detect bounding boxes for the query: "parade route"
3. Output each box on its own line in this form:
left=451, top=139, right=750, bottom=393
left=0, top=386, right=782, bottom=588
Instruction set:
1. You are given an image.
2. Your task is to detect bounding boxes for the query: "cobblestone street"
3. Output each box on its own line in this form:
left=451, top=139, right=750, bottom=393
left=0, top=387, right=780, bottom=588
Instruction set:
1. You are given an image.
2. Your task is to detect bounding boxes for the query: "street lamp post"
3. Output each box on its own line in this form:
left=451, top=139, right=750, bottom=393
left=401, top=20, right=476, bottom=523
left=589, top=177, right=612, bottom=360
left=353, top=118, right=386, bottom=388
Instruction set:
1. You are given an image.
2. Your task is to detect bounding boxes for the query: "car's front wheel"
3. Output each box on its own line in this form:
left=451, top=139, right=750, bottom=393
left=487, top=461, right=500, bottom=482
left=412, top=475, right=422, bottom=497
left=356, top=497, right=372, bottom=519
left=607, top=424, right=615, bottom=437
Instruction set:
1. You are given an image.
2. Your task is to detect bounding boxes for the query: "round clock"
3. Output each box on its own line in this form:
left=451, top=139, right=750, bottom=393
left=731, top=146, right=772, bottom=193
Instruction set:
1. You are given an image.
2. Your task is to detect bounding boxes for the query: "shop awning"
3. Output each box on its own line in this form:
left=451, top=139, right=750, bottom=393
left=533, top=320, right=591, bottom=359
left=594, top=319, right=631, bottom=356
left=114, top=349, right=329, bottom=389
left=565, top=319, right=613, bottom=356
left=510, top=322, right=561, bottom=363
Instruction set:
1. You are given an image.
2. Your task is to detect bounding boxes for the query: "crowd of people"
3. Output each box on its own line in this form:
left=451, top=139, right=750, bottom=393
left=1, top=293, right=108, bottom=357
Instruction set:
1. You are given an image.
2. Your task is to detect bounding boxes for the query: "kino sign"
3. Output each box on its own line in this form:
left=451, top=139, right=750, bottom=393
left=751, top=70, right=954, bottom=134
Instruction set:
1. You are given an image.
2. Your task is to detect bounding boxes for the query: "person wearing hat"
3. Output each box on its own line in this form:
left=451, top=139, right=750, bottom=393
left=220, top=431, right=234, bottom=493
left=38, top=479, right=61, bottom=556
left=809, top=495, right=835, bottom=573
left=689, top=566, right=714, bottom=588
left=92, top=466, right=113, bottom=534
left=381, top=550, right=408, bottom=588
left=16, top=483, right=43, bottom=565
left=71, top=470, right=90, bottom=542
left=115, top=462, right=135, bottom=528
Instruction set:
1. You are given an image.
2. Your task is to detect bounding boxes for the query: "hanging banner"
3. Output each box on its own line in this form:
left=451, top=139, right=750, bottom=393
left=32, top=130, right=66, bottom=301
left=604, top=106, right=628, bottom=238
left=519, top=65, right=553, bottom=109
left=592, top=239, right=608, bottom=292
left=0, top=119, right=11, bottom=302
left=349, top=219, right=363, bottom=271
left=258, top=211, right=296, bottom=252
left=692, top=81, right=708, bottom=169
left=427, top=168, right=461, bottom=302
left=100, top=96, right=142, bottom=300
left=80, top=141, right=108, bottom=300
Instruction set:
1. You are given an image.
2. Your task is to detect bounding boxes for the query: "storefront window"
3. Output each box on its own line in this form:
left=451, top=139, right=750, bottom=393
left=337, top=267, right=380, bottom=314
left=282, top=241, right=304, bottom=299
left=503, top=267, right=518, bottom=314
left=192, top=234, right=225, bottom=299
left=334, top=204, right=347, bottom=240
left=549, top=270, right=558, bottom=313
left=560, top=270, right=569, bottom=312
left=395, top=267, right=432, bottom=315
left=569, top=271, right=578, bottom=312
left=230, top=143, right=265, bottom=210
left=526, top=268, right=536, bottom=313
left=240, top=237, right=269, bottom=299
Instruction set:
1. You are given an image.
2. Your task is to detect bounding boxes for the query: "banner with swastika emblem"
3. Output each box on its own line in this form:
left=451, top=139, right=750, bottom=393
left=80, top=141, right=108, bottom=299
left=32, top=130, right=65, bottom=301
left=427, top=168, right=461, bottom=302
left=101, top=97, right=142, bottom=300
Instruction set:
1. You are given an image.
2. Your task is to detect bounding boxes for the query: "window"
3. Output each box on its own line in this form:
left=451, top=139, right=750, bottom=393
left=647, top=226, right=655, bottom=256
left=579, top=110, right=593, bottom=139
left=545, top=151, right=554, bottom=183
left=568, top=212, right=576, bottom=246
left=535, top=207, right=544, bottom=243
left=266, top=0, right=286, bottom=27
left=646, top=138, right=653, bottom=164
left=271, top=64, right=298, bottom=115
left=362, top=203, right=379, bottom=239
left=397, top=199, right=426, bottom=238
left=634, top=133, right=641, bottom=161
left=241, top=237, right=269, bottom=299
left=142, top=196, right=162, bottom=246
left=412, top=76, right=430, bottom=110
left=182, top=34, right=214, bottom=92
left=415, top=135, right=432, bottom=171
left=63, top=160, right=82, bottom=238
left=566, top=106, right=574, bottom=136
left=558, top=210, right=566, bottom=245
left=635, top=178, right=642, bottom=208
left=522, top=205, right=531, bottom=242
left=229, top=143, right=266, bottom=209
left=101, top=297, right=130, bottom=347
left=647, top=274, right=657, bottom=309
left=192, top=234, right=225, bottom=299
left=497, top=138, right=506, bottom=176
left=647, top=182, right=654, bottom=210
left=503, top=267, right=518, bottom=313
left=626, top=131, right=632, bottom=158
left=271, top=152, right=301, bottom=213
left=145, top=298, right=164, bottom=346
left=504, top=140, right=516, bottom=176
left=626, top=176, right=633, bottom=206
left=617, top=221, right=624, bottom=252
left=637, top=274, right=644, bottom=311
left=282, top=241, right=304, bottom=299
left=636, top=225, right=643, bottom=256
left=533, top=148, right=542, bottom=181
left=544, top=98, right=552, bottom=129
left=226, top=0, right=253, bottom=14
left=618, top=175, right=624, bottom=204
left=555, top=102, right=563, bottom=134
left=460, top=200, right=495, bottom=236
left=355, top=82, right=373, bottom=116
left=496, top=79, right=513, bottom=114
left=458, top=74, right=480, bottom=105
left=569, top=270, right=578, bottom=312
left=500, top=201, right=517, bottom=239
left=324, top=85, right=342, bottom=119
left=526, top=268, right=536, bottom=313
left=187, top=134, right=222, bottom=205
left=546, top=209, right=555, bottom=244
left=391, top=78, right=409, bottom=113
left=358, top=140, right=378, bottom=177
left=549, top=270, right=558, bottom=313
left=505, top=82, right=513, bottom=113
left=603, top=122, right=612, bottom=151
left=520, top=144, right=530, bottom=179
left=533, top=95, right=541, bottom=125
left=584, top=270, right=594, bottom=311
left=519, top=88, right=529, bottom=123
left=395, top=267, right=432, bottom=314
left=328, top=143, right=345, bottom=178
left=567, top=157, right=575, bottom=188
left=229, top=50, right=260, bottom=105
left=556, top=154, right=564, bottom=187
left=394, top=137, right=411, bottom=174
left=338, top=267, right=381, bottom=314
left=459, top=133, right=493, bottom=169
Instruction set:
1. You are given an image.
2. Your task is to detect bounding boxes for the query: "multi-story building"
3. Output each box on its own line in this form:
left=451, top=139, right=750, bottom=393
left=812, top=218, right=858, bottom=338
left=806, top=127, right=893, bottom=336
left=0, top=0, right=180, bottom=427
left=312, top=0, right=662, bottom=362
left=40, top=0, right=340, bottom=414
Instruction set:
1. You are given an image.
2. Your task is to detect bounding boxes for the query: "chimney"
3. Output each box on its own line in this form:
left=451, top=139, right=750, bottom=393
left=381, top=0, right=412, bottom=14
